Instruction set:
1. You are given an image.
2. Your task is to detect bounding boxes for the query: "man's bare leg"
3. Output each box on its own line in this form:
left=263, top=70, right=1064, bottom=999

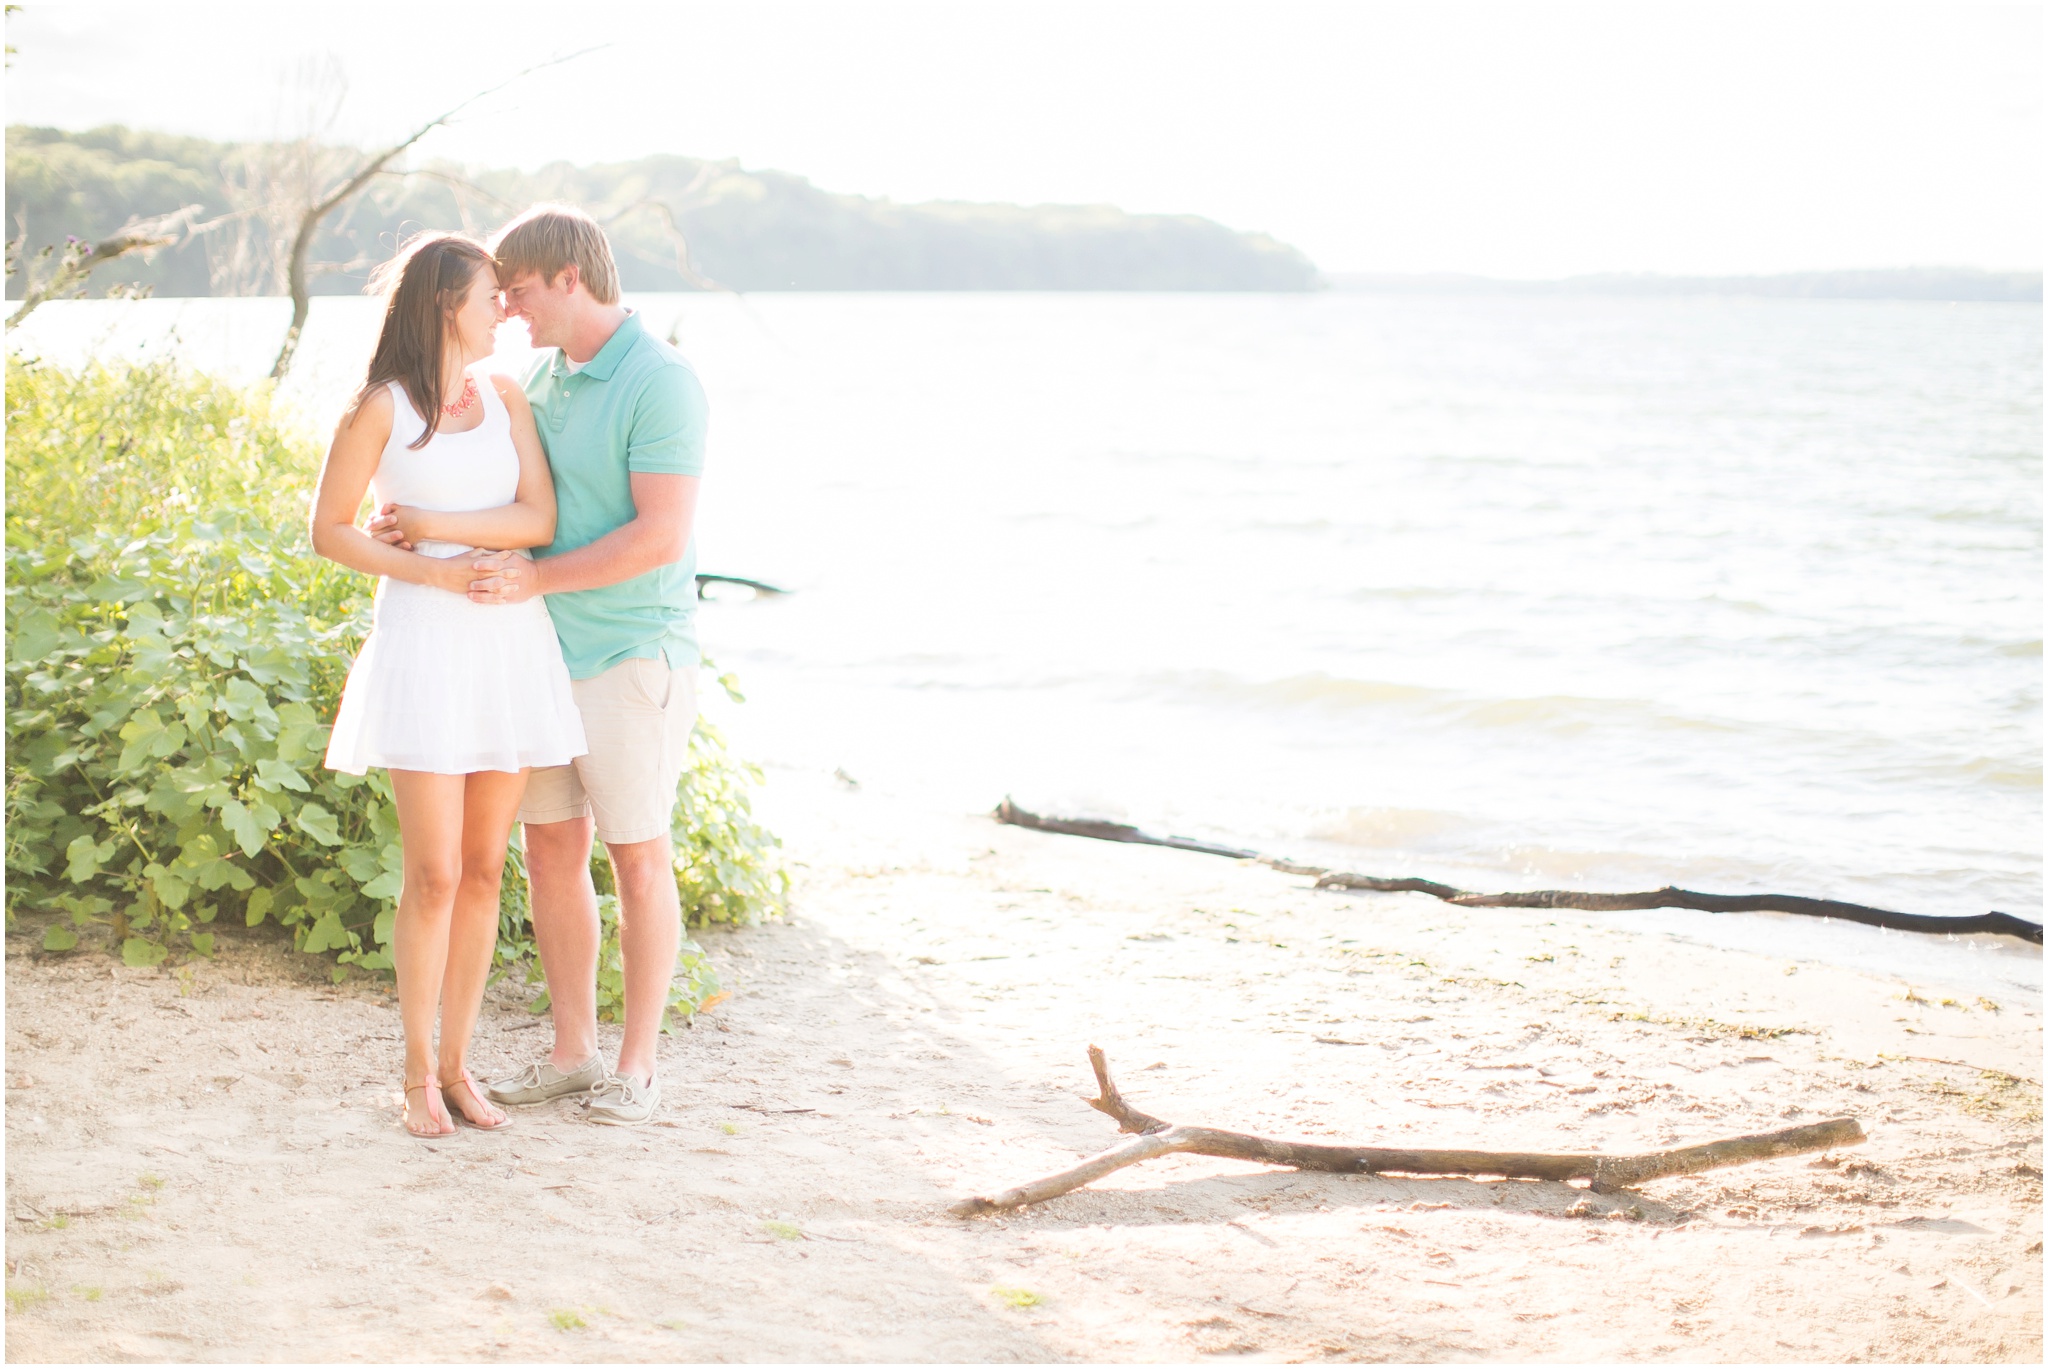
left=523, top=815, right=601, bottom=1072
left=606, top=835, right=682, bottom=1086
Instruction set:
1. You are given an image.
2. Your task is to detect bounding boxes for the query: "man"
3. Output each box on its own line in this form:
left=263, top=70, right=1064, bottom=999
left=471, top=204, right=706, bottom=1126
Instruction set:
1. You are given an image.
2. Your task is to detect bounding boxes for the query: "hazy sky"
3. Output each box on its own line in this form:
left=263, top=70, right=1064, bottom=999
left=6, top=1, right=2040, bottom=276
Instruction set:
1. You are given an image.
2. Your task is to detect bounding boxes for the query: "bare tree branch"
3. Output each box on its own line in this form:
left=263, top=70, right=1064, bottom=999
left=377, top=165, right=520, bottom=215
left=6, top=206, right=205, bottom=327
left=269, top=44, right=606, bottom=380
left=605, top=179, right=731, bottom=294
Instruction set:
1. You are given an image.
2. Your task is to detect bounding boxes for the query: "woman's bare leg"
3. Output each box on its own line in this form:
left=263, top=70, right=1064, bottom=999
left=436, top=768, right=530, bottom=1125
left=388, top=769, right=467, bottom=1136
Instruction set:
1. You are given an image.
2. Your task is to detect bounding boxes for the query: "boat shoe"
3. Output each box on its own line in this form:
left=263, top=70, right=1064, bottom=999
left=584, top=1072, right=661, bottom=1126
left=483, top=1053, right=605, bottom=1106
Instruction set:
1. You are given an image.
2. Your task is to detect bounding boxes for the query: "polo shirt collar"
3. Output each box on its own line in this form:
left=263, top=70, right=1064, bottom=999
left=555, top=309, right=642, bottom=382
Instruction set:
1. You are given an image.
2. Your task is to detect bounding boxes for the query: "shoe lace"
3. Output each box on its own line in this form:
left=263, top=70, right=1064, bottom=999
left=591, top=1074, right=641, bottom=1105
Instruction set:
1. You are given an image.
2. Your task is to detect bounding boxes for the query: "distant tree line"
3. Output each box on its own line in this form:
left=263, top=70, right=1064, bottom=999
left=1328, top=269, right=2041, bottom=302
left=5, top=124, right=1323, bottom=296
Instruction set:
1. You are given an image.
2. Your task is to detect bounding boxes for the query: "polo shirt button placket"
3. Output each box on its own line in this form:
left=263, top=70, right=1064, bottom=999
left=550, top=371, right=573, bottom=432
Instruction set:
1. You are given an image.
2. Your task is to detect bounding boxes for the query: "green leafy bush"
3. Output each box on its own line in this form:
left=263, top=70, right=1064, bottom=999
left=5, top=358, right=784, bottom=1020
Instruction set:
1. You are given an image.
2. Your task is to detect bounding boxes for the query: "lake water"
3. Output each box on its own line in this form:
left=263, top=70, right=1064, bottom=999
left=11, top=293, right=2041, bottom=995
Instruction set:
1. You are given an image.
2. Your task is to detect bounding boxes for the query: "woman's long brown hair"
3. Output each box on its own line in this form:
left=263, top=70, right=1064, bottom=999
left=356, top=232, right=493, bottom=449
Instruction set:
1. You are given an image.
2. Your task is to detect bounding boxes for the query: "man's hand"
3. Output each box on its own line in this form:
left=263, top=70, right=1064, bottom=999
left=469, top=550, right=541, bottom=605
left=365, top=503, right=416, bottom=550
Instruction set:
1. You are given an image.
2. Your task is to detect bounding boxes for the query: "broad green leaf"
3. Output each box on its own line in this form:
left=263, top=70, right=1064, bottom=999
left=41, top=924, right=79, bottom=952
left=9, top=609, right=65, bottom=664
left=272, top=703, right=322, bottom=763
left=245, top=885, right=276, bottom=927
left=220, top=799, right=266, bottom=858
left=121, top=937, right=169, bottom=968
left=218, top=721, right=259, bottom=759
left=190, top=933, right=216, bottom=956
left=219, top=676, right=274, bottom=725
left=143, top=771, right=206, bottom=822
left=361, top=870, right=403, bottom=900
left=148, top=721, right=187, bottom=759
left=61, top=894, right=114, bottom=923
left=339, top=846, right=382, bottom=882
left=240, top=644, right=295, bottom=685
left=253, top=759, right=311, bottom=793
left=294, top=804, right=344, bottom=846
left=115, top=708, right=165, bottom=772
left=190, top=852, right=254, bottom=893
left=302, top=909, right=347, bottom=954
left=128, top=634, right=174, bottom=674
left=274, top=701, right=320, bottom=730
left=64, top=834, right=116, bottom=883
left=117, top=707, right=164, bottom=742
left=146, top=863, right=192, bottom=910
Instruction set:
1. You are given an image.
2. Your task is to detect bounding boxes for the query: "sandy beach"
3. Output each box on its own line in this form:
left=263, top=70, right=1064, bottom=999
left=4, top=768, right=2040, bottom=1362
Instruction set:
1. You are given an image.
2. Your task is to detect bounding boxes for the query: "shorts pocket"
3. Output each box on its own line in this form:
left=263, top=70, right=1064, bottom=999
left=628, top=656, right=673, bottom=710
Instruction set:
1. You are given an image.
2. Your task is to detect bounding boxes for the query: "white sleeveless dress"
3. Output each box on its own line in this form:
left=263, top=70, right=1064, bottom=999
left=323, top=375, right=587, bottom=775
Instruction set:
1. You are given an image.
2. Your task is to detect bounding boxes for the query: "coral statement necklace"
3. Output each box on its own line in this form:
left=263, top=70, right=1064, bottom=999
left=441, top=375, right=479, bottom=418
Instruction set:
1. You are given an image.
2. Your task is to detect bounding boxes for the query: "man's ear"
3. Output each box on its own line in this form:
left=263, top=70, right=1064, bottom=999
left=554, top=264, right=582, bottom=297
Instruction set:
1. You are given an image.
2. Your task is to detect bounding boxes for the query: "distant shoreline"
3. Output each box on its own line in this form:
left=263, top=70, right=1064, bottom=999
left=1327, top=267, right=2041, bottom=302
left=5, top=125, right=1319, bottom=296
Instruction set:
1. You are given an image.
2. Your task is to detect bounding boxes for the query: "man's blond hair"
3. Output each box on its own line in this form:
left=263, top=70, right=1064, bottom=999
left=491, top=203, right=621, bottom=305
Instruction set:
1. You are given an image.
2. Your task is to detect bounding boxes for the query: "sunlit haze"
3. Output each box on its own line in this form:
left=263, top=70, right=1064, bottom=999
left=5, top=0, right=2040, bottom=276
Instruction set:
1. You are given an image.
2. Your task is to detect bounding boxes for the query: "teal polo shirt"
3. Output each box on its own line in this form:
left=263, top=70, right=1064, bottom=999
left=523, top=311, right=707, bottom=679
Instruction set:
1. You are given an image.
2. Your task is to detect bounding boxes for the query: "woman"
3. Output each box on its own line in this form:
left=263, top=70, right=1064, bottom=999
left=311, top=233, right=586, bottom=1137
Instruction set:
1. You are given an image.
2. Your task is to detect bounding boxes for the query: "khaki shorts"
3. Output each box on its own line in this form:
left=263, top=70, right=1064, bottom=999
left=519, top=657, right=699, bottom=845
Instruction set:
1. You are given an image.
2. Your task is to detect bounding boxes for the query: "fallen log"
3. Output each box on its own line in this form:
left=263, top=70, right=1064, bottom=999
left=695, top=572, right=789, bottom=596
left=949, top=1046, right=1866, bottom=1217
left=991, top=799, right=2042, bottom=944
left=991, top=799, right=1262, bottom=860
left=1314, top=874, right=2042, bottom=943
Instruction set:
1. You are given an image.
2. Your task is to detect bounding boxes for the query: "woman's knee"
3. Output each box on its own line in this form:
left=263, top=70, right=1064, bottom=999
left=401, top=857, right=463, bottom=908
left=458, top=854, right=506, bottom=901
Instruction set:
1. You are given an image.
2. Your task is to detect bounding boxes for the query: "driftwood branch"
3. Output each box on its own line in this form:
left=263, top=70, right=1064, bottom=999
left=991, top=800, right=2042, bottom=944
left=950, top=1046, right=1866, bottom=1216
